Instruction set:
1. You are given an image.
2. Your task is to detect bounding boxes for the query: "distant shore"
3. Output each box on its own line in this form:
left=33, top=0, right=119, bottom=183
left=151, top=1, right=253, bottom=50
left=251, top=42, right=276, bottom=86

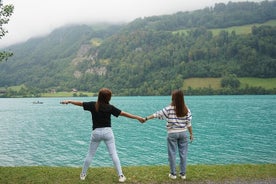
left=41, top=91, right=95, bottom=97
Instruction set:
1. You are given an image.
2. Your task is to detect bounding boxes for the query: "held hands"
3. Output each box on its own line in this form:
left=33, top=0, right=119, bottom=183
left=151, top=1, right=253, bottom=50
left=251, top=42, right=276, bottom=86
left=140, top=116, right=150, bottom=124
left=134, top=114, right=147, bottom=123
left=141, top=116, right=150, bottom=123
left=142, top=117, right=147, bottom=123
left=137, top=116, right=146, bottom=123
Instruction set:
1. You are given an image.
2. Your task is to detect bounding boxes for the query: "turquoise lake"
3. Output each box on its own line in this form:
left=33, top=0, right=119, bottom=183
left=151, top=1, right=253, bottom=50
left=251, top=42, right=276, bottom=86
left=0, top=95, right=275, bottom=167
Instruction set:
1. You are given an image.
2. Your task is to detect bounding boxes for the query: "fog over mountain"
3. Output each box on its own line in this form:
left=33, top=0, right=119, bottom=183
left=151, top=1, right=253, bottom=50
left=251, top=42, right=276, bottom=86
left=1, top=0, right=264, bottom=48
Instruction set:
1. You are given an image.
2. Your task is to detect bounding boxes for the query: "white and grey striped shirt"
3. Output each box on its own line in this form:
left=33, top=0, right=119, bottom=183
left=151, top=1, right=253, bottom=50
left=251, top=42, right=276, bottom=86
left=153, top=105, right=192, bottom=133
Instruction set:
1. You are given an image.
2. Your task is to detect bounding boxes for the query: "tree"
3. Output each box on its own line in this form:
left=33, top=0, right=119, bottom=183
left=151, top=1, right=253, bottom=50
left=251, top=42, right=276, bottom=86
left=221, top=74, right=240, bottom=89
left=0, top=0, right=14, bottom=62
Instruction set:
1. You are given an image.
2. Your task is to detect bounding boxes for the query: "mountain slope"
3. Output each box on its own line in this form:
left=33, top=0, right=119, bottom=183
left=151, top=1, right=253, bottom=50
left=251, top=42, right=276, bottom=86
left=0, top=1, right=276, bottom=95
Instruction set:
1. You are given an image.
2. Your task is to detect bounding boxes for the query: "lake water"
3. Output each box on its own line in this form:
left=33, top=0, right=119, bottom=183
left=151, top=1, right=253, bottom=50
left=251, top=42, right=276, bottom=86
left=0, top=95, right=275, bottom=167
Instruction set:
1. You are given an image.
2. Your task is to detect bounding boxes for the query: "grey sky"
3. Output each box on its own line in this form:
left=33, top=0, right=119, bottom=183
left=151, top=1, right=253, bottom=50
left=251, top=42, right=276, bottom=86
left=1, top=0, right=264, bottom=48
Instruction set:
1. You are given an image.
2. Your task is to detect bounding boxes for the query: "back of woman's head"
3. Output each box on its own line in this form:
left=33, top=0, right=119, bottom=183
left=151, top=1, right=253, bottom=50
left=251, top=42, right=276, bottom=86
left=171, top=89, right=188, bottom=117
left=98, top=88, right=112, bottom=104
left=96, top=88, right=112, bottom=111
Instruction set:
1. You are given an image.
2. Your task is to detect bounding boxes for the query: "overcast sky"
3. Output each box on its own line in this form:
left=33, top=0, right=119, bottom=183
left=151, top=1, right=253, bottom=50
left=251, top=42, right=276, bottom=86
left=1, top=0, right=264, bottom=48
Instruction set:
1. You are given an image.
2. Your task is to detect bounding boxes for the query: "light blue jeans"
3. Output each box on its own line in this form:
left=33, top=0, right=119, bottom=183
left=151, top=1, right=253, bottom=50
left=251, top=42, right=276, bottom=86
left=167, top=131, right=188, bottom=175
left=81, top=127, right=123, bottom=176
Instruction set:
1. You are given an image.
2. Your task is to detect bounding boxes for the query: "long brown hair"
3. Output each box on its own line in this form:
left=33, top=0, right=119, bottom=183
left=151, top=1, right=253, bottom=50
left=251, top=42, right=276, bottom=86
left=171, top=89, right=188, bottom=117
left=95, top=88, right=112, bottom=112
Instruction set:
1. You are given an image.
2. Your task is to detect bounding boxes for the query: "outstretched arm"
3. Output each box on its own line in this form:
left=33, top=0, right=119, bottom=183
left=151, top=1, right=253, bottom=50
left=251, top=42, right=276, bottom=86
left=120, top=111, right=145, bottom=123
left=60, top=100, right=83, bottom=107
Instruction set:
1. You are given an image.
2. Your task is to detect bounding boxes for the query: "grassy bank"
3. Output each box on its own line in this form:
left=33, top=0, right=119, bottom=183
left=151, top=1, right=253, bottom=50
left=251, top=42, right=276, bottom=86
left=38, top=77, right=276, bottom=97
left=0, top=164, right=275, bottom=184
left=1, top=77, right=276, bottom=98
left=41, top=91, right=95, bottom=97
left=183, top=77, right=276, bottom=91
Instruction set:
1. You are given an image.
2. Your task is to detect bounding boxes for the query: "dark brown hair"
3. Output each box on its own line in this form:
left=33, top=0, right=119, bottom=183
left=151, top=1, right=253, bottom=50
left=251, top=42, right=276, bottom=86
left=95, top=88, right=112, bottom=112
left=171, top=89, right=188, bottom=117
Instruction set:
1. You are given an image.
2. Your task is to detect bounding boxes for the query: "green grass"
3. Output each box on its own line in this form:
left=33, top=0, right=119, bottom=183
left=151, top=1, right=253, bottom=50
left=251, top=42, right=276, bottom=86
left=0, top=164, right=275, bottom=184
left=173, top=20, right=276, bottom=36
left=2, top=84, right=26, bottom=91
left=41, top=77, right=276, bottom=97
left=210, top=20, right=276, bottom=36
left=239, top=77, right=276, bottom=89
left=2, top=77, right=276, bottom=97
left=41, top=91, right=95, bottom=97
left=183, top=77, right=276, bottom=90
left=183, top=78, right=222, bottom=90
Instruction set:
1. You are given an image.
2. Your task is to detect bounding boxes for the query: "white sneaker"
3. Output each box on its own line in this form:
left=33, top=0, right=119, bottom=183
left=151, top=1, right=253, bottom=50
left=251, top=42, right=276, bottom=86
left=80, top=173, right=86, bottom=180
left=168, top=173, right=177, bottom=179
left=119, top=175, right=126, bottom=183
left=180, top=174, right=186, bottom=179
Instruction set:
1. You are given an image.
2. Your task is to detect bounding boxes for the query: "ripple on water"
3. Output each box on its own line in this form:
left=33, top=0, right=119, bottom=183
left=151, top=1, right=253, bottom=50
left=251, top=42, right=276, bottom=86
left=0, top=96, right=275, bottom=166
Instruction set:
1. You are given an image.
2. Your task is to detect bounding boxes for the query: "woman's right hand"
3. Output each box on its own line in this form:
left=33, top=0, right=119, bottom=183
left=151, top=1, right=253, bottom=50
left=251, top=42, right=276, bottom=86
left=60, top=100, right=70, bottom=104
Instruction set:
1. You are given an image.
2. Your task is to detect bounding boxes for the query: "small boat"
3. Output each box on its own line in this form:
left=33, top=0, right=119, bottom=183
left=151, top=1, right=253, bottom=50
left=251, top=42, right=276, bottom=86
left=32, top=101, right=43, bottom=104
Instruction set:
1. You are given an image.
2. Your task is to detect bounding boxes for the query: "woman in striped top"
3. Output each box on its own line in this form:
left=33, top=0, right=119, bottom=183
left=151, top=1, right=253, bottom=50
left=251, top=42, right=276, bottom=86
left=144, top=89, right=193, bottom=180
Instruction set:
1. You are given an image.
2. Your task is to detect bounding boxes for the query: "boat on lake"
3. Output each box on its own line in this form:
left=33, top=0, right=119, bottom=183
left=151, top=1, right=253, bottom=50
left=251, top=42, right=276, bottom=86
left=32, top=101, right=43, bottom=104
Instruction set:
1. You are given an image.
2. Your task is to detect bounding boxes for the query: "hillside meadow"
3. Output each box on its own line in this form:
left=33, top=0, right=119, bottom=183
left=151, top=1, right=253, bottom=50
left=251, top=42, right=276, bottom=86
left=41, top=91, right=95, bottom=97
left=40, top=77, right=276, bottom=97
left=183, top=77, right=276, bottom=91
left=174, top=20, right=276, bottom=36
left=211, top=19, right=276, bottom=36
left=1, top=77, right=275, bottom=97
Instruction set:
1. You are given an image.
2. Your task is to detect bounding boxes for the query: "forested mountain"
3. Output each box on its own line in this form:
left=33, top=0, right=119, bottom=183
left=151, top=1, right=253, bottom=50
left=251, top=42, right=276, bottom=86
left=125, top=0, right=276, bottom=31
left=0, top=0, right=276, bottom=96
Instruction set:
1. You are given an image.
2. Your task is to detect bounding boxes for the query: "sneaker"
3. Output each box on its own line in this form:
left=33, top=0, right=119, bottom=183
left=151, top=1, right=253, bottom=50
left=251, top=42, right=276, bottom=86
left=180, top=174, right=186, bottom=179
left=168, top=173, right=177, bottom=179
left=119, top=175, right=126, bottom=183
left=80, top=173, right=86, bottom=180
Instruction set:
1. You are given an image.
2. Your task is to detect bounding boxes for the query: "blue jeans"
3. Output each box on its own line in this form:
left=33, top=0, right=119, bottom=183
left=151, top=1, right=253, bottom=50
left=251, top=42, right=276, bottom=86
left=81, top=127, right=123, bottom=176
left=167, top=131, right=188, bottom=175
